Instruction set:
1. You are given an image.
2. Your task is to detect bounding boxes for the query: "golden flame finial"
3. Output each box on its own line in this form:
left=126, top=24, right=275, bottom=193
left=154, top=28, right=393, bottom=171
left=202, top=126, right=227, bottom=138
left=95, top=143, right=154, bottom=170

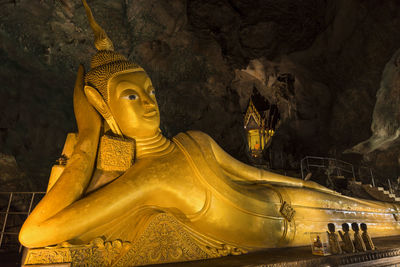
left=82, top=0, right=114, bottom=51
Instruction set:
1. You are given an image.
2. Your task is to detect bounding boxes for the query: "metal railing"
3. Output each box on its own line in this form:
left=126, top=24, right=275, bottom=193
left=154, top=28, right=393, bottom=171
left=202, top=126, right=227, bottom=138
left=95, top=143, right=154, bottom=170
left=0, top=192, right=45, bottom=252
left=357, top=166, right=380, bottom=187
left=300, top=156, right=355, bottom=180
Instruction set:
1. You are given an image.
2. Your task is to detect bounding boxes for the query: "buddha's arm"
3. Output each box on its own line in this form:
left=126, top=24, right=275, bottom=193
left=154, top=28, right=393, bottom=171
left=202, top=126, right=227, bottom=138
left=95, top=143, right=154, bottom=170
left=19, top=174, right=133, bottom=247
left=19, top=65, right=101, bottom=247
left=18, top=159, right=173, bottom=248
left=204, top=133, right=335, bottom=194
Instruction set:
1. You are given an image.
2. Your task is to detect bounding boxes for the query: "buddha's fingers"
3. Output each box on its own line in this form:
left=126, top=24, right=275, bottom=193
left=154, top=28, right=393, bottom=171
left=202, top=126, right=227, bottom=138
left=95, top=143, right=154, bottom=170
left=73, top=64, right=101, bottom=166
left=73, top=64, right=101, bottom=136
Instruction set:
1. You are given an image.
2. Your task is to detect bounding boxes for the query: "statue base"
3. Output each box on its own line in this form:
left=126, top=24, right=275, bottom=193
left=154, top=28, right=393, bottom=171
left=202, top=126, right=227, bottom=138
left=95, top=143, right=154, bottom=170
left=22, top=212, right=246, bottom=266
left=15, top=234, right=400, bottom=267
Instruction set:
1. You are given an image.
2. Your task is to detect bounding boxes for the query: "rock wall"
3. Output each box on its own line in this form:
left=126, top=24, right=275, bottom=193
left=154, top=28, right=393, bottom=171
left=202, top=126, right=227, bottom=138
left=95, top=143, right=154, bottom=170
left=349, top=49, right=400, bottom=154
left=0, top=0, right=399, bottom=188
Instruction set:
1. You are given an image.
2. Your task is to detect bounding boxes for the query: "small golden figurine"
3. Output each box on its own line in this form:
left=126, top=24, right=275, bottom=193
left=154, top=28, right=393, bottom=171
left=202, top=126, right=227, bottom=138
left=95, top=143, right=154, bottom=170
left=351, top=222, right=367, bottom=252
left=313, top=235, right=323, bottom=248
left=338, top=223, right=355, bottom=253
left=360, top=223, right=376, bottom=250
left=326, top=223, right=342, bottom=254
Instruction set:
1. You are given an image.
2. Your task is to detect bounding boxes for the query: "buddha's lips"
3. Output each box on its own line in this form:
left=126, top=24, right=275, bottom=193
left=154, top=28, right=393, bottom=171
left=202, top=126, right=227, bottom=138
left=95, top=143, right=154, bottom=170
left=143, top=110, right=157, bottom=118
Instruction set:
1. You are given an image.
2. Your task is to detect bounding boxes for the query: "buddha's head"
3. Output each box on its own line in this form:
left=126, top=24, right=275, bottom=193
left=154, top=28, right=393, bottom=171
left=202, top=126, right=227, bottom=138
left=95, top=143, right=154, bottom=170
left=360, top=223, right=367, bottom=231
left=82, top=0, right=159, bottom=139
left=342, top=223, right=350, bottom=232
left=351, top=222, right=359, bottom=232
left=327, top=223, right=335, bottom=233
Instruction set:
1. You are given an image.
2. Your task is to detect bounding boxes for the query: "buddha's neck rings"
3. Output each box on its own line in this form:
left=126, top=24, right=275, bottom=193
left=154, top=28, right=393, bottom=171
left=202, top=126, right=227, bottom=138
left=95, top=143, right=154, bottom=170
left=135, top=131, right=174, bottom=159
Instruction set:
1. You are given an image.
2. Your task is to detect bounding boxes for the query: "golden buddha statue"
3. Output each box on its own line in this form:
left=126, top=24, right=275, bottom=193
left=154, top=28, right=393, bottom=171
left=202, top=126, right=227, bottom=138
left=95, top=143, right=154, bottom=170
left=326, top=223, right=342, bottom=255
left=360, top=223, right=376, bottom=250
left=338, top=223, right=355, bottom=253
left=352, top=222, right=367, bottom=252
left=19, top=1, right=400, bottom=266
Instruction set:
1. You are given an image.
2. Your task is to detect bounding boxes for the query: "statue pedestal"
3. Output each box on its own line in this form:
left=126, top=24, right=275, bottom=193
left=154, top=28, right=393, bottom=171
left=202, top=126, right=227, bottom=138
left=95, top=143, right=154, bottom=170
left=22, top=212, right=245, bottom=266
left=16, top=233, right=400, bottom=267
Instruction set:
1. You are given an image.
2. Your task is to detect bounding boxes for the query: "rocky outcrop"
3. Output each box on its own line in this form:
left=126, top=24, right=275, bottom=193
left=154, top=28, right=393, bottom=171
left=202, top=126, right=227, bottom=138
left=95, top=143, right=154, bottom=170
left=348, top=49, right=400, bottom=154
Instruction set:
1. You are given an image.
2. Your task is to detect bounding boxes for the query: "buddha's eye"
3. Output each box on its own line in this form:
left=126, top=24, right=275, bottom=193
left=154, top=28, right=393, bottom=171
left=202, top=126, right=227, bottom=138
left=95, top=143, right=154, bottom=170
left=123, top=94, right=139, bottom=100
left=149, top=89, right=156, bottom=96
left=129, top=94, right=138, bottom=100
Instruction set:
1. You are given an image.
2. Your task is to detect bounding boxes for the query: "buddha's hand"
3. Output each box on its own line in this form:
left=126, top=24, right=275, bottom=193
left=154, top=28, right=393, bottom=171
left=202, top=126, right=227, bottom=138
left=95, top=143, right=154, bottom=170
left=50, top=64, right=101, bottom=194
left=44, top=65, right=101, bottom=201
left=74, top=64, right=101, bottom=136
left=66, top=64, right=101, bottom=187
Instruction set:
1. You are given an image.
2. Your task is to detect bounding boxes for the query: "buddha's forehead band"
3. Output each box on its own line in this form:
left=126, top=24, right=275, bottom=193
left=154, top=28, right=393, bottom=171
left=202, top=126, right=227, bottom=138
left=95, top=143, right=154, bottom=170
left=106, top=68, right=146, bottom=100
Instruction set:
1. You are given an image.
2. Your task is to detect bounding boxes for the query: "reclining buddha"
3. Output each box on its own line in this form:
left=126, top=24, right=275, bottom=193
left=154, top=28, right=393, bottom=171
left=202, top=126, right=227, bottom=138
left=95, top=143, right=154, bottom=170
left=19, top=1, right=400, bottom=266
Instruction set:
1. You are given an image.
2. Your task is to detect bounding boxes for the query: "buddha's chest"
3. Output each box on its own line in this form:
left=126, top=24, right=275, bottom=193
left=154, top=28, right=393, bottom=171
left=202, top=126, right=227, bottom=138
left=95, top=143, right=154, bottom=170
left=122, top=148, right=208, bottom=214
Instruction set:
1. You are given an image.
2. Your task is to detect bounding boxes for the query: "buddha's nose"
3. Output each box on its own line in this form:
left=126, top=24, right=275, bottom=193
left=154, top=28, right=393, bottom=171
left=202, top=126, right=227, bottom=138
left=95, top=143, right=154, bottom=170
left=142, top=93, right=155, bottom=107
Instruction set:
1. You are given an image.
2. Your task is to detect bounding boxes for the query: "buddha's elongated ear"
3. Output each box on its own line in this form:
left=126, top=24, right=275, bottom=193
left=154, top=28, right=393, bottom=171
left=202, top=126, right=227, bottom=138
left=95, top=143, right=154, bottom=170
left=84, top=85, right=123, bottom=136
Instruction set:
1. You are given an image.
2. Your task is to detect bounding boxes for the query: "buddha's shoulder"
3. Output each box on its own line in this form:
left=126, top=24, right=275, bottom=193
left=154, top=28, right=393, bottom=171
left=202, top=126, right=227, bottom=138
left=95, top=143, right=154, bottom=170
left=173, top=130, right=214, bottom=144
left=172, top=131, right=216, bottom=152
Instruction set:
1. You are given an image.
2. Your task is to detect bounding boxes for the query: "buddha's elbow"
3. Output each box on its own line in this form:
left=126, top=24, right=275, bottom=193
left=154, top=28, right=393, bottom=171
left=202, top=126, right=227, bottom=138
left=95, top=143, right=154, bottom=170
left=19, top=223, right=48, bottom=248
left=19, top=227, right=32, bottom=248
left=19, top=224, right=36, bottom=248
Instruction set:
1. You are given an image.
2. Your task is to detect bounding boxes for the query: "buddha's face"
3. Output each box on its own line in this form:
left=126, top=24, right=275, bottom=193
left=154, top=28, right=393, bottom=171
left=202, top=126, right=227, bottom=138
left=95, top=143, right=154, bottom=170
left=327, top=223, right=335, bottom=232
left=107, top=71, right=160, bottom=139
left=351, top=222, right=359, bottom=231
left=360, top=223, right=367, bottom=231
